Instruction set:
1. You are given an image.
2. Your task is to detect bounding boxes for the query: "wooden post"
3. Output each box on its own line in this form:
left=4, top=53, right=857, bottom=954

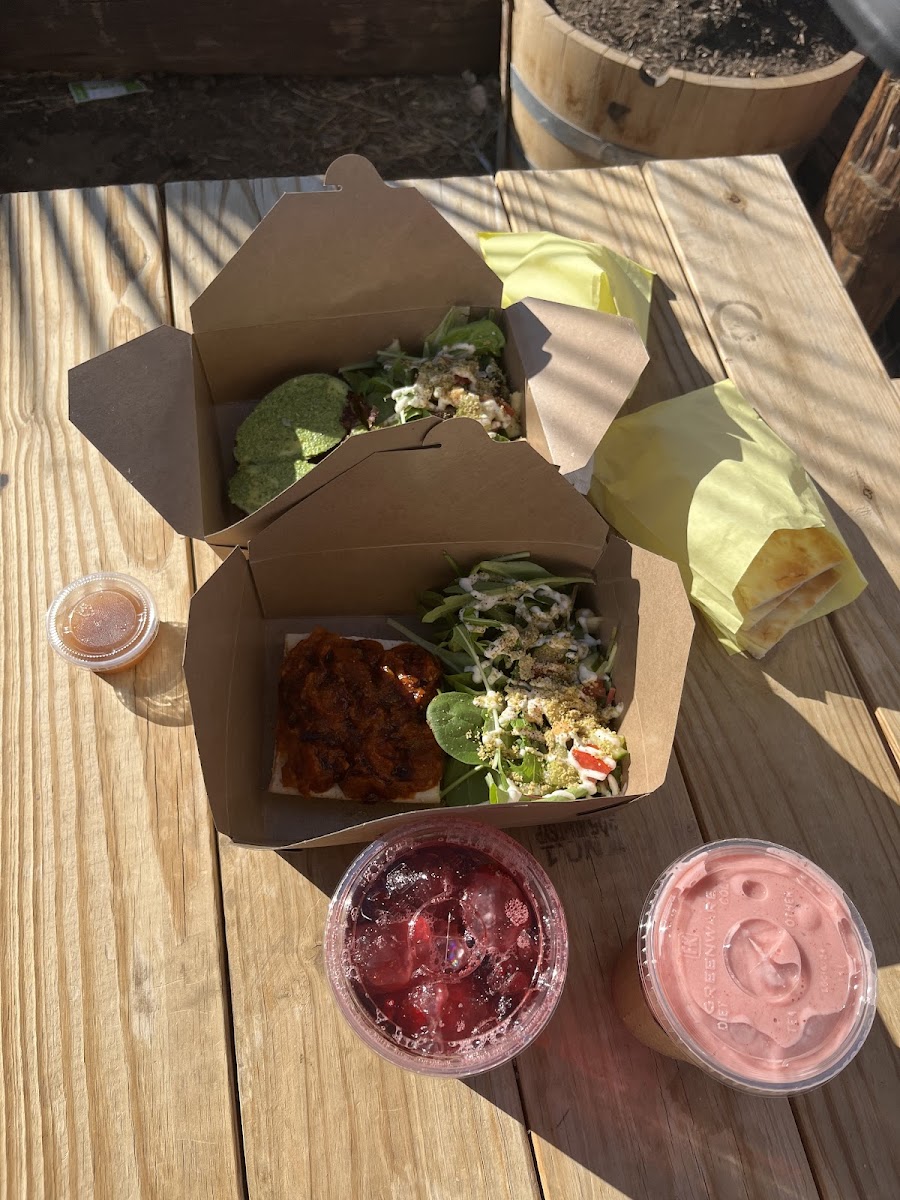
left=824, top=71, right=900, bottom=332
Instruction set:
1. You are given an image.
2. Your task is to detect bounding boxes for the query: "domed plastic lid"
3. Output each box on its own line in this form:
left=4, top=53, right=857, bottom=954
left=639, top=839, right=877, bottom=1094
left=47, top=572, right=159, bottom=672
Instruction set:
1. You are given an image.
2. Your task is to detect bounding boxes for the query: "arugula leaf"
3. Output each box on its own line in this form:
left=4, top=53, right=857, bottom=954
left=426, top=692, right=485, bottom=764
left=475, top=558, right=555, bottom=581
left=385, top=620, right=468, bottom=672
left=445, top=672, right=478, bottom=694
left=531, top=575, right=595, bottom=588
left=421, top=594, right=472, bottom=624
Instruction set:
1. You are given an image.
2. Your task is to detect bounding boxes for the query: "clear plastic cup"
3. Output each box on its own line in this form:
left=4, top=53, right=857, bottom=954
left=324, top=816, right=568, bottom=1077
left=47, top=572, right=159, bottom=673
left=612, top=839, right=878, bottom=1095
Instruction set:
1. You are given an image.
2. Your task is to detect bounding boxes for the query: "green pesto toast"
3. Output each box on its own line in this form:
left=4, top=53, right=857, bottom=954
left=234, top=374, right=348, bottom=465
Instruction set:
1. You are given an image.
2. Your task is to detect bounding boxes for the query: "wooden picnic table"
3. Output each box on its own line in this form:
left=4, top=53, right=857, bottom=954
left=2, top=156, right=899, bottom=1200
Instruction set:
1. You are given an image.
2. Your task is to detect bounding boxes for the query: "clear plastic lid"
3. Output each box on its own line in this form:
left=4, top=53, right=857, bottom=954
left=324, top=816, right=568, bottom=1077
left=638, top=839, right=878, bottom=1095
left=47, top=572, right=159, bottom=672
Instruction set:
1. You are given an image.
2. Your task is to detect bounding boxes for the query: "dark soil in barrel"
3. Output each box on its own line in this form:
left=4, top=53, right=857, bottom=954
left=552, top=0, right=856, bottom=78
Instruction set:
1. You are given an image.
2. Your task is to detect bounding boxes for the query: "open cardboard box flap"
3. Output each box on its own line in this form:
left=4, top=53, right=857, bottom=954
left=184, top=420, right=693, bottom=848
left=68, top=155, right=648, bottom=547
left=191, top=155, right=502, bottom=336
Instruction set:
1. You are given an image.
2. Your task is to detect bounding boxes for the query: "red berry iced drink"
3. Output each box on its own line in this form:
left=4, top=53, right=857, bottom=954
left=324, top=817, right=568, bottom=1076
left=613, top=839, right=878, bottom=1094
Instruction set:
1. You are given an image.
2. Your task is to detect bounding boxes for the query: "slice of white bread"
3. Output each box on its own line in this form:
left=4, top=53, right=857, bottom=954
left=270, top=634, right=442, bottom=805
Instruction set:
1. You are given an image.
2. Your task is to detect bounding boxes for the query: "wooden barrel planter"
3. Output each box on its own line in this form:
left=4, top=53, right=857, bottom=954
left=508, top=0, right=864, bottom=167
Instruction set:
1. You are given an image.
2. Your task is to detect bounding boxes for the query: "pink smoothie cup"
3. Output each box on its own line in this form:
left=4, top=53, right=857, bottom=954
left=612, top=839, right=877, bottom=1095
left=324, top=816, right=568, bottom=1077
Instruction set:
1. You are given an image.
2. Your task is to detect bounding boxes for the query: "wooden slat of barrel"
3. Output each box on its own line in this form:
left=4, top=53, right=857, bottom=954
left=508, top=0, right=863, bottom=165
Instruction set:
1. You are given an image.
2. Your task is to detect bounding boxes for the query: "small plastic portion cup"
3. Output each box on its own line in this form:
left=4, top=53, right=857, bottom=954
left=612, top=839, right=878, bottom=1095
left=324, top=816, right=568, bottom=1077
left=47, top=572, right=159, bottom=673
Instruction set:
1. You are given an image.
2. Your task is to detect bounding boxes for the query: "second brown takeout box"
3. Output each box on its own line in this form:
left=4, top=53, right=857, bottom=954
left=183, top=417, right=694, bottom=849
left=67, top=155, right=649, bottom=545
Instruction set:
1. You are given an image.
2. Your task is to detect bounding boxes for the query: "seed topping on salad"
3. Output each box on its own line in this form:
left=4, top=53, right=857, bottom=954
left=392, top=553, right=627, bottom=805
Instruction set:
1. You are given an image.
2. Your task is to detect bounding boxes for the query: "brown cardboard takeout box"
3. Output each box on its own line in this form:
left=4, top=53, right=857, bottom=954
left=183, top=418, right=694, bottom=849
left=68, top=154, right=649, bottom=546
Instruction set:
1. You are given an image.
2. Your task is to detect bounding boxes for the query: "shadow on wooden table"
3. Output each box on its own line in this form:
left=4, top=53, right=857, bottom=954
left=672, top=614, right=900, bottom=1196
left=455, top=797, right=822, bottom=1200
left=278, top=845, right=358, bottom=899
left=817, top=483, right=900, bottom=711
left=626, top=275, right=717, bottom=417
left=105, top=620, right=192, bottom=726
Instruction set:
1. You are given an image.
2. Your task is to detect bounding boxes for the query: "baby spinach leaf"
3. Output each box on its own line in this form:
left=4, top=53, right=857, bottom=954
left=441, top=759, right=489, bottom=806
left=423, top=306, right=470, bottom=356
left=519, top=749, right=544, bottom=786
left=426, top=692, right=485, bottom=764
left=441, top=319, right=505, bottom=357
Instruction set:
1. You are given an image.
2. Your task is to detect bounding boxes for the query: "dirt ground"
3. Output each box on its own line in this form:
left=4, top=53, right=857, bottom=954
left=0, top=72, right=501, bottom=194
left=1, top=64, right=895, bottom=374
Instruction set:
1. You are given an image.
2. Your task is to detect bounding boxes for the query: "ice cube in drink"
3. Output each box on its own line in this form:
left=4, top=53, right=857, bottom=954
left=325, top=817, right=568, bottom=1077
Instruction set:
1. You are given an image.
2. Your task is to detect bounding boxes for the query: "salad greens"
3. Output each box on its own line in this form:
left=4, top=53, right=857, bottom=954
left=392, top=554, right=628, bottom=806
left=229, top=308, right=520, bottom=515
left=339, top=306, right=521, bottom=439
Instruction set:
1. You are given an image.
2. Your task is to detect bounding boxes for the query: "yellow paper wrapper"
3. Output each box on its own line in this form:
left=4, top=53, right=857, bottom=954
left=478, top=230, right=654, bottom=344
left=589, top=381, right=867, bottom=654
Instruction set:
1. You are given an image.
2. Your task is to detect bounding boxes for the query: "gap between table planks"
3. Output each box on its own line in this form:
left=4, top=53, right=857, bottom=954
left=0, top=188, right=243, bottom=1197
left=495, top=161, right=900, bottom=1199
left=166, top=171, right=817, bottom=1200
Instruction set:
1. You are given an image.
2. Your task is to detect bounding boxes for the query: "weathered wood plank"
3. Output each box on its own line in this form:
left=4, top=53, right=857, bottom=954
left=0, top=186, right=243, bottom=1198
left=643, top=154, right=900, bottom=1200
left=645, top=153, right=900, bottom=775
left=168, top=173, right=540, bottom=1200
left=496, top=163, right=821, bottom=1200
